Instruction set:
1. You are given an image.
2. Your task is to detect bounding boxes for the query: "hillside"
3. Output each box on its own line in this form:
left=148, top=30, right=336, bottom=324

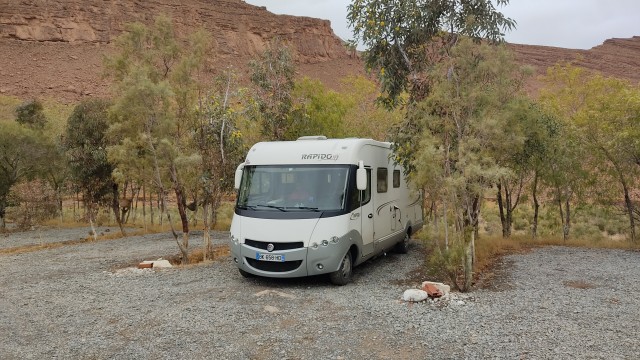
left=0, top=0, right=639, bottom=102
left=509, top=36, right=640, bottom=93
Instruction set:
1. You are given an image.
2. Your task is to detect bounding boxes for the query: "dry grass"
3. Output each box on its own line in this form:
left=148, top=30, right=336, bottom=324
left=164, top=245, right=230, bottom=267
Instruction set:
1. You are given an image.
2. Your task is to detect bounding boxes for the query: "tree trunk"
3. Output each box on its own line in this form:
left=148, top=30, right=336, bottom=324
left=112, top=183, right=126, bottom=236
left=564, top=198, right=571, bottom=241
left=88, top=204, right=98, bottom=241
left=497, top=180, right=515, bottom=238
left=171, top=165, right=190, bottom=265
left=621, top=181, right=636, bottom=243
left=443, top=198, right=449, bottom=250
left=202, top=199, right=211, bottom=261
left=149, top=185, right=154, bottom=226
left=463, top=228, right=473, bottom=292
left=142, top=184, right=147, bottom=231
left=497, top=183, right=507, bottom=238
left=532, top=171, right=539, bottom=239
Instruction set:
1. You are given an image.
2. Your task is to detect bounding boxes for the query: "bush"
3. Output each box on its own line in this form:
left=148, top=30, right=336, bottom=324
left=6, top=180, right=59, bottom=229
left=15, top=99, right=47, bottom=129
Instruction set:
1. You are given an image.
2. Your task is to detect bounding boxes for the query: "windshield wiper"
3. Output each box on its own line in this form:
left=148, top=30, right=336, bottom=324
left=255, top=204, right=287, bottom=212
left=289, top=206, right=320, bottom=211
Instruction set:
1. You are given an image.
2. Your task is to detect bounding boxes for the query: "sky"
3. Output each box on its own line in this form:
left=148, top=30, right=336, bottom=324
left=243, top=0, right=640, bottom=50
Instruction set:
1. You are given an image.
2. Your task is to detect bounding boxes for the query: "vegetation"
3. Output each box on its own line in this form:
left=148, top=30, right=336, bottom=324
left=1, top=11, right=639, bottom=286
left=348, top=0, right=640, bottom=291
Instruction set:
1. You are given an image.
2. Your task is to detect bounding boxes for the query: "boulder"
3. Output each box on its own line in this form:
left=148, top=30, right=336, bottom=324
left=421, top=281, right=450, bottom=298
left=402, top=289, right=429, bottom=302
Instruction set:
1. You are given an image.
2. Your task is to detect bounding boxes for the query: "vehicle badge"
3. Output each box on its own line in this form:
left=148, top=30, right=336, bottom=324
left=267, top=243, right=275, bottom=252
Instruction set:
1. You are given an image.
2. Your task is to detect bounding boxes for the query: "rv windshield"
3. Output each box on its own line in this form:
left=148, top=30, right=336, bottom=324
left=237, top=165, right=350, bottom=212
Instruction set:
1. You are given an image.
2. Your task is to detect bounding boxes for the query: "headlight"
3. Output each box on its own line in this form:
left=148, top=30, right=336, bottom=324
left=321, top=240, right=329, bottom=247
left=311, top=242, right=319, bottom=249
left=330, top=236, right=339, bottom=243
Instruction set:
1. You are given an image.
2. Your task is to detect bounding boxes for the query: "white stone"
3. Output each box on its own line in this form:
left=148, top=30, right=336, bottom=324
left=151, top=260, right=172, bottom=268
left=264, top=305, right=279, bottom=314
left=141, top=259, right=173, bottom=268
left=402, top=289, right=429, bottom=302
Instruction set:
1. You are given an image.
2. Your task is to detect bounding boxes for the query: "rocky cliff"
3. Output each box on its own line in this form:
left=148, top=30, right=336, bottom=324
left=0, top=0, right=638, bottom=103
left=509, top=36, right=640, bottom=93
left=0, top=0, right=349, bottom=61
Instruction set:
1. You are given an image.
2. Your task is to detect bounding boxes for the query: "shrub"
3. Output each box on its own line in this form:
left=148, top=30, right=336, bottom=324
left=7, top=180, right=58, bottom=229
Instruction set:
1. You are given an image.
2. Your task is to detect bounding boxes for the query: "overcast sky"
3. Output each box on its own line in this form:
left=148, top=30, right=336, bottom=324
left=244, top=0, right=640, bottom=50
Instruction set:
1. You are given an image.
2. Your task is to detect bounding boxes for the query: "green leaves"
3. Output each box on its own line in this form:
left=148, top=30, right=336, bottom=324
left=249, top=38, right=296, bottom=140
left=348, top=0, right=515, bottom=103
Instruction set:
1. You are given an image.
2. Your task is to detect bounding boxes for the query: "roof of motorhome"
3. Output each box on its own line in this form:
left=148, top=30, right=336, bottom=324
left=244, top=137, right=393, bottom=165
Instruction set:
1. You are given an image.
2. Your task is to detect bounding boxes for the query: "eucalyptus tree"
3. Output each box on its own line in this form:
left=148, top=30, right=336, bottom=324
left=410, top=39, right=528, bottom=290
left=249, top=38, right=295, bottom=140
left=105, top=15, right=210, bottom=263
left=64, top=99, right=126, bottom=237
left=194, top=69, right=246, bottom=259
left=347, top=0, right=515, bottom=106
left=541, top=64, right=640, bottom=243
left=0, top=122, right=52, bottom=228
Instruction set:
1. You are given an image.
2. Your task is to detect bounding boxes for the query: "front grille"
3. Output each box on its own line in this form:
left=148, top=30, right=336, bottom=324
left=245, top=239, right=304, bottom=251
left=246, top=258, right=303, bottom=272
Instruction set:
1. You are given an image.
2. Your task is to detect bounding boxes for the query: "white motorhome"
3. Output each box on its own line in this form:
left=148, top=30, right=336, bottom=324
left=230, top=136, right=423, bottom=285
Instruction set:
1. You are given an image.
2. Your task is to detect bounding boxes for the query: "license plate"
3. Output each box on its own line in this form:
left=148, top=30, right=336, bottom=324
left=256, top=253, right=285, bottom=262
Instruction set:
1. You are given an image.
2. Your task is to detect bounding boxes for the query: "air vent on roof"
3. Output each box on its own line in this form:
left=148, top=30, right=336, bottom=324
left=297, top=136, right=327, bottom=141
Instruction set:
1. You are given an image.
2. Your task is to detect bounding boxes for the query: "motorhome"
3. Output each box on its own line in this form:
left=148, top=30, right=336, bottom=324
left=230, top=136, right=423, bottom=285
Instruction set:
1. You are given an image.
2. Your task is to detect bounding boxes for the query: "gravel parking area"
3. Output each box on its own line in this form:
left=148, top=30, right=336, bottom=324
left=1, top=228, right=639, bottom=359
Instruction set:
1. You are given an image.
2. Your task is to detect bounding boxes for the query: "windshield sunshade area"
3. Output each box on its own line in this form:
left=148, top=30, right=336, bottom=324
left=237, top=165, right=350, bottom=212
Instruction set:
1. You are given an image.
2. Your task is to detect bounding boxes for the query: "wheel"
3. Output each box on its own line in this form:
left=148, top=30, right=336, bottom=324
left=394, top=232, right=410, bottom=254
left=329, top=251, right=353, bottom=286
left=238, top=268, right=255, bottom=278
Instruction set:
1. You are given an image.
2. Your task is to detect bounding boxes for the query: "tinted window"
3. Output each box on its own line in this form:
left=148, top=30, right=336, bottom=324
left=348, top=168, right=371, bottom=212
left=377, top=168, right=388, bottom=193
left=393, top=169, right=400, bottom=188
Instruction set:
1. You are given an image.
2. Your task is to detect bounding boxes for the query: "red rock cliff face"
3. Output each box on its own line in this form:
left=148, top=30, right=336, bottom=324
left=509, top=36, right=640, bottom=93
left=0, top=0, right=349, bottom=62
left=0, top=0, right=638, bottom=103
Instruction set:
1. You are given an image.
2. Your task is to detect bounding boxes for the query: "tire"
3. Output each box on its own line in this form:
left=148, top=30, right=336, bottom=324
left=329, top=251, right=353, bottom=286
left=238, top=268, right=255, bottom=278
left=394, top=232, right=410, bottom=254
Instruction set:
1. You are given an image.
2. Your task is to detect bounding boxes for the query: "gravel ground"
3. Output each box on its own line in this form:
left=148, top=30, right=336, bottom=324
left=0, top=226, right=120, bottom=250
left=1, top=228, right=639, bottom=359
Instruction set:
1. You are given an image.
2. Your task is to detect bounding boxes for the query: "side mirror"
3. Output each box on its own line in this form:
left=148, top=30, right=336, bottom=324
left=356, top=160, right=367, bottom=191
left=234, top=163, right=245, bottom=190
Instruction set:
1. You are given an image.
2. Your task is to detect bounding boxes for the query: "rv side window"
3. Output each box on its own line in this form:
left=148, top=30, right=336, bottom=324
left=363, top=169, right=371, bottom=203
left=349, top=168, right=371, bottom=211
left=393, top=169, right=400, bottom=188
left=377, top=168, right=388, bottom=193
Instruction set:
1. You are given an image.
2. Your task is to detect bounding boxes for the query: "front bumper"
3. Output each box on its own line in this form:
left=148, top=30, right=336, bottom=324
left=231, top=237, right=352, bottom=278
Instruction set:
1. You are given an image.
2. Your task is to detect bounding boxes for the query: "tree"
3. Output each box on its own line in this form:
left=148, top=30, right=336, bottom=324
left=541, top=64, right=640, bottom=243
left=106, top=15, right=210, bottom=263
left=340, top=75, right=404, bottom=140
left=410, top=39, right=527, bottom=291
left=494, top=100, right=557, bottom=238
left=287, top=77, right=348, bottom=139
left=64, top=99, right=126, bottom=237
left=0, top=122, right=52, bottom=228
left=15, top=99, right=47, bottom=129
left=249, top=38, right=296, bottom=140
left=194, top=69, right=246, bottom=259
left=347, top=0, right=515, bottom=106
